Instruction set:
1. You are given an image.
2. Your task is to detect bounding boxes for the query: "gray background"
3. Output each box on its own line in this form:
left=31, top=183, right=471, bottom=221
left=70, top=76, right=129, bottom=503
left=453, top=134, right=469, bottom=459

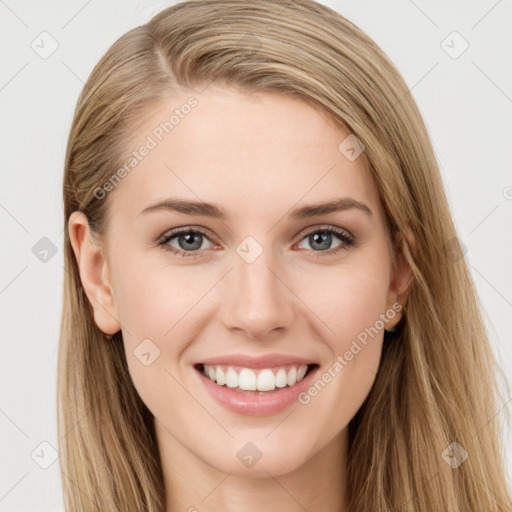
left=1, top=0, right=511, bottom=509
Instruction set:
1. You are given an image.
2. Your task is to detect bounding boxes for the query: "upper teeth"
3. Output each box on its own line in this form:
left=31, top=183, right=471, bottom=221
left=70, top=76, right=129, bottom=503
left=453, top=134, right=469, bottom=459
left=203, top=364, right=309, bottom=391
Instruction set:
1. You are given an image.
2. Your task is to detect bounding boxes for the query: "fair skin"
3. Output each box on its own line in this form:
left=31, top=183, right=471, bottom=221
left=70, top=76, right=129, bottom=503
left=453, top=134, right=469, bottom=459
left=69, top=83, right=412, bottom=511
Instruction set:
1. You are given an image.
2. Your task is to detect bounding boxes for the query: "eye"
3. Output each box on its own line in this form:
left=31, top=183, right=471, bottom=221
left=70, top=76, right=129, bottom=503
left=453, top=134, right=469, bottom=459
left=294, top=225, right=354, bottom=257
left=157, top=225, right=355, bottom=259
left=157, top=227, right=215, bottom=258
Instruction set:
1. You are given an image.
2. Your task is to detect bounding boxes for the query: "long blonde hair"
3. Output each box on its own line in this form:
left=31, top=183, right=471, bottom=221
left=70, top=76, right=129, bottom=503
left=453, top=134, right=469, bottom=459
left=58, top=0, right=512, bottom=510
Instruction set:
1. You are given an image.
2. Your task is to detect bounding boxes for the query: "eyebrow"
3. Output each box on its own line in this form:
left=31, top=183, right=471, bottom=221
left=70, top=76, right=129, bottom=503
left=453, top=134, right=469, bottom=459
left=138, top=197, right=373, bottom=219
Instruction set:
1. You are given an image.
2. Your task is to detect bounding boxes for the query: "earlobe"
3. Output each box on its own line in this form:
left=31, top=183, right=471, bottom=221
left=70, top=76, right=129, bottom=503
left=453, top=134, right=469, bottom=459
left=385, top=227, right=415, bottom=330
left=68, top=211, right=121, bottom=335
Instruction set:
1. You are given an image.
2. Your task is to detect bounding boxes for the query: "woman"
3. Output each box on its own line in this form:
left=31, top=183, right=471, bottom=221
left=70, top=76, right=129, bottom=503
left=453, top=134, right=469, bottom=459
left=58, top=0, right=512, bottom=510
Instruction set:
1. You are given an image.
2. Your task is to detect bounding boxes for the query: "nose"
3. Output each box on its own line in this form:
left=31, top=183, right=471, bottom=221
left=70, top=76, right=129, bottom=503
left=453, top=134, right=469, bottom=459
left=219, top=248, right=296, bottom=341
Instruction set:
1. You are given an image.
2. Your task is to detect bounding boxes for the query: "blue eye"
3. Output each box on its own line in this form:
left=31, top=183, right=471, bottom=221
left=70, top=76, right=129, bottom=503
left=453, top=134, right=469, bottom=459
left=157, top=225, right=354, bottom=259
left=158, top=227, right=214, bottom=258
left=296, top=226, right=354, bottom=258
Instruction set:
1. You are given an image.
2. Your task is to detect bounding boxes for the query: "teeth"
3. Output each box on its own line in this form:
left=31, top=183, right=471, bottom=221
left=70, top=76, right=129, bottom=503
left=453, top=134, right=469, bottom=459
left=202, top=364, right=310, bottom=391
left=275, top=368, right=288, bottom=388
left=297, top=365, right=308, bottom=381
left=287, top=366, right=297, bottom=386
left=257, top=369, right=275, bottom=391
left=239, top=368, right=257, bottom=390
left=216, top=367, right=226, bottom=386
left=225, top=368, right=239, bottom=388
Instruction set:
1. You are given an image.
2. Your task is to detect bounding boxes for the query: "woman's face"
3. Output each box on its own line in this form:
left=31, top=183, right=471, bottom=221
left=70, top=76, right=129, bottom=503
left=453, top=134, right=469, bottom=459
left=71, top=83, right=409, bottom=478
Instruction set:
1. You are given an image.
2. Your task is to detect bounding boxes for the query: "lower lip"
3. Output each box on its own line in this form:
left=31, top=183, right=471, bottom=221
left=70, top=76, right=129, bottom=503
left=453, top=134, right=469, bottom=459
left=195, top=365, right=319, bottom=416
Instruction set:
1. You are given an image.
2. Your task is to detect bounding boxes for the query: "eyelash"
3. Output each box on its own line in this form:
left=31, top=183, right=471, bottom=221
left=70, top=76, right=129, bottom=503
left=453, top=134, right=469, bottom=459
left=156, top=225, right=355, bottom=259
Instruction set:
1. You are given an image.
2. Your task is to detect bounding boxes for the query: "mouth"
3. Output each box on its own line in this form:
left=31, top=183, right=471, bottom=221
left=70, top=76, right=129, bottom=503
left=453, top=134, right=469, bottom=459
left=193, top=362, right=320, bottom=395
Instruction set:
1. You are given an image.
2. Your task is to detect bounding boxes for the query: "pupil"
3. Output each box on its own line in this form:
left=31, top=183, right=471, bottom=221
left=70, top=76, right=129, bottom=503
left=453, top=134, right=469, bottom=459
left=311, top=232, right=331, bottom=251
left=180, top=233, right=202, bottom=250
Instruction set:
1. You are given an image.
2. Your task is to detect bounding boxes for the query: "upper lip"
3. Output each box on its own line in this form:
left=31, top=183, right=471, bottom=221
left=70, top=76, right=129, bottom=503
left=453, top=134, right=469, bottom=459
left=197, top=353, right=317, bottom=369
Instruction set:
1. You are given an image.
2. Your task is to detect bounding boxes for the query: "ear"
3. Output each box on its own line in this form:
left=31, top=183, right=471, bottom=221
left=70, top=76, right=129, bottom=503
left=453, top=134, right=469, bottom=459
left=68, top=211, right=121, bottom=335
left=384, top=227, right=415, bottom=330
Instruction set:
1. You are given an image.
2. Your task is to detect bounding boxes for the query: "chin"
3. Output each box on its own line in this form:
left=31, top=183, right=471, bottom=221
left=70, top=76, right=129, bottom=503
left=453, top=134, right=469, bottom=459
left=201, top=439, right=313, bottom=478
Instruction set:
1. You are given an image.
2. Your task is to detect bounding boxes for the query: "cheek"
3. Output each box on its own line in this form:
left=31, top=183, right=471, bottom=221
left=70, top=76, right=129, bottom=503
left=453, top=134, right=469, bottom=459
left=111, top=254, right=218, bottom=389
left=293, top=262, right=390, bottom=437
left=301, top=257, right=391, bottom=347
left=113, top=252, right=206, bottom=339
left=111, top=255, right=206, bottom=415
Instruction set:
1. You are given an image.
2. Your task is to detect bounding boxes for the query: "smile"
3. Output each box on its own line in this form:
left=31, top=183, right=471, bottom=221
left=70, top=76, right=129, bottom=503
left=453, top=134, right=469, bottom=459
left=199, top=363, right=314, bottom=392
left=193, top=362, right=320, bottom=416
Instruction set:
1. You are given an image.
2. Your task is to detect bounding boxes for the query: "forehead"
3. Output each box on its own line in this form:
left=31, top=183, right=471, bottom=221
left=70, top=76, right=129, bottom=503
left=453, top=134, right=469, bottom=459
left=107, top=84, right=382, bottom=224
